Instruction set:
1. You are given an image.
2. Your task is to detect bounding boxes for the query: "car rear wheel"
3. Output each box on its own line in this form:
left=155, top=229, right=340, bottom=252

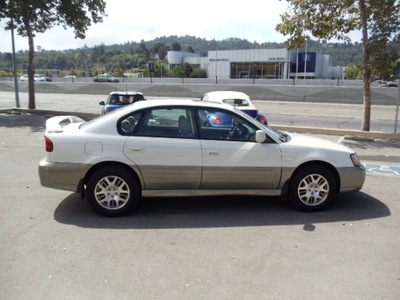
left=86, top=166, right=141, bottom=217
left=288, top=165, right=336, bottom=211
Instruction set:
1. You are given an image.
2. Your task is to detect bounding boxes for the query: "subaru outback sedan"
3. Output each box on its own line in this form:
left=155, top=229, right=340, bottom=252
left=39, top=100, right=365, bottom=217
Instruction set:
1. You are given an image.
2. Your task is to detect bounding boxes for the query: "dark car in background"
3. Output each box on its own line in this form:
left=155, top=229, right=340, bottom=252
left=379, top=79, right=399, bottom=87
left=99, top=91, right=146, bottom=115
left=93, top=73, right=120, bottom=83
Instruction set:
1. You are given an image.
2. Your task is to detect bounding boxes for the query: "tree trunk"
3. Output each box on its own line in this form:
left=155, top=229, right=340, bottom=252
left=359, top=0, right=371, bottom=131
left=25, top=21, right=36, bottom=109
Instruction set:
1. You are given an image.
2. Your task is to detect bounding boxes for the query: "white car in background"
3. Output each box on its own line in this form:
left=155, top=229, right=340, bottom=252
left=200, top=91, right=268, bottom=125
left=20, top=74, right=48, bottom=82
left=38, top=100, right=365, bottom=217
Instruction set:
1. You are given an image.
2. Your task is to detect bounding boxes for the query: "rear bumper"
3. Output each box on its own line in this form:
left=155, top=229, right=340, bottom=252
left=38, top=159, right=90, bottom=193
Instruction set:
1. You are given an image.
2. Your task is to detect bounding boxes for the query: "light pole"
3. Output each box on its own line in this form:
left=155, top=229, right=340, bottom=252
left=304, top=36, right=308, bottom=80
left=215, top=49, right=218, bottom=84
left=253, top=62, right=257, bottom=84
left=11, top=18, right=20, bottom=108
left=296, top=48, right=299, bottom=81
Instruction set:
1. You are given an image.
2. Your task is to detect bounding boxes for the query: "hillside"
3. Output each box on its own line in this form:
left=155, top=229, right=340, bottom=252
left=1, top=35, right=398, bottom=73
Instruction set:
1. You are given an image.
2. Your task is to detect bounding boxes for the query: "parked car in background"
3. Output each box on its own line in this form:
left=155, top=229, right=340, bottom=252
left=39, top=99, right=365, bottom=217
left=20, top=74, right=49, bottom=82
left=40, top=74, right=52, bottom=82
left=99, top=91, right=146, bottom=115
left=93, top=73, right=120, bottom=83
left=379, top=79, right=399, bottom=87
left=200, top=91, right=268, bottom=125
left=64, top=75, right=76, bottom=81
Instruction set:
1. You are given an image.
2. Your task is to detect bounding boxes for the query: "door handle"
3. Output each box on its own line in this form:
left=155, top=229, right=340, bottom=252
left=208, top=151, right=219, bottom=156
left=129, top=146, right=143, bottom=152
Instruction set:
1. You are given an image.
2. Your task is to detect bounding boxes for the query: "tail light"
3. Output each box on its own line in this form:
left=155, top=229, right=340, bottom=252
left=212, top=116, right=224, bottom=125
left=256, top=115, right=268, bottom=125
left=45, top=136, right=54, bottom=152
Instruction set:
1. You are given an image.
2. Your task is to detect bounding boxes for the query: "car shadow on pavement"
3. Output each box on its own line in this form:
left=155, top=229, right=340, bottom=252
left=53, top=191, right=390, bottom=230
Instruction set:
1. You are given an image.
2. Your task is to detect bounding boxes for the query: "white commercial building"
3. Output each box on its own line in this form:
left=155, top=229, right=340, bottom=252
left=167, top=48, right=343, bottom=80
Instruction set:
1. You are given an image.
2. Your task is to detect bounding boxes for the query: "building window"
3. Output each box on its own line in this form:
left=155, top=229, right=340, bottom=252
left=230, top=62, right=284, bottom=79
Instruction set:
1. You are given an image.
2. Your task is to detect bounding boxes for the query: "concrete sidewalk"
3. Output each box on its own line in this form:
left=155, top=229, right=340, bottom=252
left=340, top=137, right=400, bottom=163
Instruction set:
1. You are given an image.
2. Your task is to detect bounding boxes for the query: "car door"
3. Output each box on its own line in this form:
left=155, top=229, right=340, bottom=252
left=197, top=108, right=282, bottom=189
left=123, top=107, right=202, bottom=190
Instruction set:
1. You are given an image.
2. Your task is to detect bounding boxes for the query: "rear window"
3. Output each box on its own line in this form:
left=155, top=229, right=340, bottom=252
left=108, top=94, right=144, bottom=105
left=222, top=98, right=249, bottom=107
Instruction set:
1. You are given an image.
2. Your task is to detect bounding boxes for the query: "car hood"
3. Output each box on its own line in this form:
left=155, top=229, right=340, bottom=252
left=277, top=132, right=358, bottom=167
left=286, top=132, right=354, bottom=153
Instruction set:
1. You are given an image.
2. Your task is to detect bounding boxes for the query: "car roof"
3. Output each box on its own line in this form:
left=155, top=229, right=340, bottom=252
left=113, top=99, right=232, bottom=114
left=109, top=91, right=144, bottom=96
left=203, top=91, right=250, bottom=99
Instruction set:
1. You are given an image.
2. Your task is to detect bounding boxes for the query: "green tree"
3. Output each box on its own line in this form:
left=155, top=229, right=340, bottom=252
left=54, top=52, right=68, bottom=70
left=186, top=46, right=195, bottom=53
left=190, top=68, right=207, bottom=78
left=74, top=50, right=86, bottom=70
left=0, top=0, right=106, bottom=109
left=171, top=42, right=181, bottom=51
left=157, top=61, right=169, bottom=77
left=91, top=43, right=106, bottom=64
left=113, top=67, right=124, bottom=77
left=344, top=63, right=362, bottom=80
left=151, top=43, right=169, bottom=60
left=276, top=0, right=400, bottom=131
left=3, top=52, right=13, bottom=69
left=183, top=63, right=193, bottom=77
left=171, top=65, right=185, bottom=77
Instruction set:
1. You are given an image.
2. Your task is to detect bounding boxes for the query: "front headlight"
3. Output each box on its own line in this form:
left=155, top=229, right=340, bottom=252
left=350, top=153, right=361, bottom=167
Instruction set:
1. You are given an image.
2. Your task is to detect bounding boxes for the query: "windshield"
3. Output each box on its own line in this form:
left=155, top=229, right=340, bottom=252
left=223, top=98, right=249, bottom=107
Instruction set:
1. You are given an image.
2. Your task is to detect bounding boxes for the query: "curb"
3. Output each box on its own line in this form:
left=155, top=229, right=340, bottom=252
left=1, top=107, right=400, bottom=141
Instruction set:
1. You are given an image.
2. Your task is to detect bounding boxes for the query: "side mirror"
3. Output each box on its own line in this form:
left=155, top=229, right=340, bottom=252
left=99, top=101, right=105, bottom=106
left=255, top=130, right=267, bottom=143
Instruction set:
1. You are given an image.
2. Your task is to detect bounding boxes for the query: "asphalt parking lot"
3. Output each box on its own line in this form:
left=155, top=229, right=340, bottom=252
left=1, top=111, right=400, bottom=299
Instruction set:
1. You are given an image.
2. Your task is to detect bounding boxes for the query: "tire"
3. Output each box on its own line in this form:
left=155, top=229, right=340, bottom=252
left=288, top=165, right=336, bottom=211
left=86, top=166, right=141, bottom=217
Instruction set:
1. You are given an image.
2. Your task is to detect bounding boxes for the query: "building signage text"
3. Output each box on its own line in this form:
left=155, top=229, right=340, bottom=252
left=269, top=57, right=286, bottom=61
left=210, top=58, right=229, bottom=62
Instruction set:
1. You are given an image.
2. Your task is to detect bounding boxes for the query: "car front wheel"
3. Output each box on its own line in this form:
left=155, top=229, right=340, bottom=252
left=288, top=165, right=336, bottom=211
left=86, top=166, right=141, bottom=216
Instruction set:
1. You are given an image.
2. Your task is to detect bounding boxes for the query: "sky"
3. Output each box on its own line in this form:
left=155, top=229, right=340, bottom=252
left=0, top=0, right=292, bottom=52
left=0, top=0, right=360, bottom=53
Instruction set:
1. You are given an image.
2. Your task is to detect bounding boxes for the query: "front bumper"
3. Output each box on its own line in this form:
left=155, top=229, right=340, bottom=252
left=338, top=165, right=366, bottom=193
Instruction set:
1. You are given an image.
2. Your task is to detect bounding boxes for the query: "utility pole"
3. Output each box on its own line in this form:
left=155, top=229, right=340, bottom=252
left=11, top=18, right=20, bottom=108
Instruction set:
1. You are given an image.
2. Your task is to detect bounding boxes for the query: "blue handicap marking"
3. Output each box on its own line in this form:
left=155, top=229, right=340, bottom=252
left=365, top=162, right=400, bottom=178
